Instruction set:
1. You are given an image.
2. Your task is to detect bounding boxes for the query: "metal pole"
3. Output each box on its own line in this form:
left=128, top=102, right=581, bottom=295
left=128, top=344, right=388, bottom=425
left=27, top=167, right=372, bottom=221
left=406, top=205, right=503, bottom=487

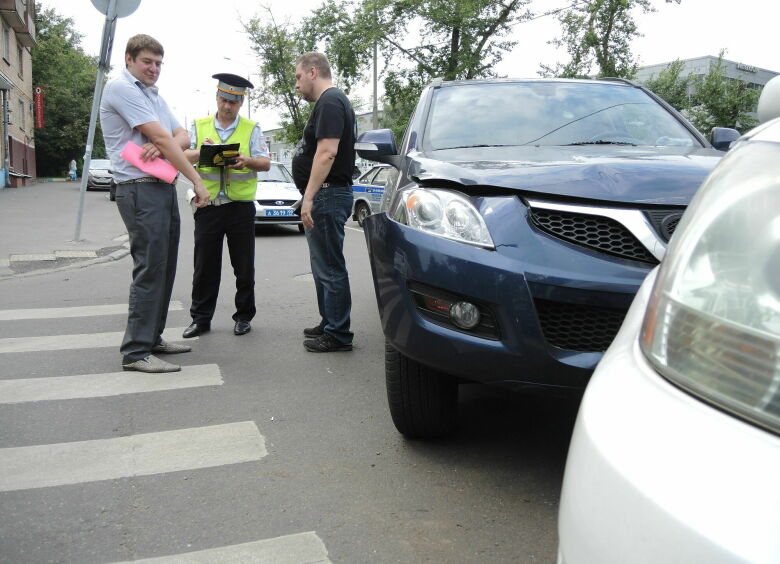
left=74, top=0, right=117, bottom=241
left=372, top=0, right=378, bottom=129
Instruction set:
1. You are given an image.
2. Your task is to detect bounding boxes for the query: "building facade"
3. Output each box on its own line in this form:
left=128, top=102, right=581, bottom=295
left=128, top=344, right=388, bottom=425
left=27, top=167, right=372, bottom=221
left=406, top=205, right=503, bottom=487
left=0, top=0, right=35, bottom=188
left=635, top=55, right=779, bottom=98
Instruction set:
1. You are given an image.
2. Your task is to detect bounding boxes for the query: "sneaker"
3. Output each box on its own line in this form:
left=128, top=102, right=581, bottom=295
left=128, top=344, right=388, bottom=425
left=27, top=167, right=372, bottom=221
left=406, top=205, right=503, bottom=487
left=122, top=355, right=181, bottom=373
left=152, top=339, right=192, bottom=354
left=303, top=333, right=353, bottom=352
left=303, top=325, right=324, bottom=338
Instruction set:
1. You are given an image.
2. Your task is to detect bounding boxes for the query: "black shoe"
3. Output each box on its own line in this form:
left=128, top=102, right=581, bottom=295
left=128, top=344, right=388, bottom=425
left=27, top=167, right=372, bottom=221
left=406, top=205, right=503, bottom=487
left=304, top=333, right=352, bottom=352
left=303, top=325, right=324, bottom=338
left=234, top=320, right=251, bottom=335
left=183, top=322, right=210, bottom=339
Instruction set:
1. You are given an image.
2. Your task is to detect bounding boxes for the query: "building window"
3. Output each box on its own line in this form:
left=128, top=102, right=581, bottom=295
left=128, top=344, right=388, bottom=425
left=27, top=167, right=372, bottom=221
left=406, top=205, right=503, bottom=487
left=2, top=23, right=9, bottom=61
left=18, top=98, right=24, bottom=130
left=17, top=46, right=23, bottom=77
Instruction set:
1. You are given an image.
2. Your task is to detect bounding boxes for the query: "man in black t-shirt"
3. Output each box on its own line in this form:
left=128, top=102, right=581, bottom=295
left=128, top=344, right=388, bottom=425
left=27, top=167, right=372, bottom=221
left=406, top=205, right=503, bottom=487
left=292, top=52, right=356, bottom=353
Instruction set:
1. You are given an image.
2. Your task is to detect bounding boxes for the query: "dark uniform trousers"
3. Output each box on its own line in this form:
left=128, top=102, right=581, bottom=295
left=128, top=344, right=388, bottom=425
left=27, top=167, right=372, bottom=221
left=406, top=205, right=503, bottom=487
left=190, top=200, right=256, bottom=324
left=115, top=181, right=180, bottom=364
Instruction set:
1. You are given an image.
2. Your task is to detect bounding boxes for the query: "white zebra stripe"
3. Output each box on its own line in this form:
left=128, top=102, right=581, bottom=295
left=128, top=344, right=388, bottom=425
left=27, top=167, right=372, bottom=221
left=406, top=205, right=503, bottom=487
left=0, top=364, right=222, bottom=404
left=0, top=327, right=192, bottom=354
left=112, top=532, right=332, bottom=563
left=0, top=421, right=266, bottom=492
left=0, top=301, right=184, bottom=321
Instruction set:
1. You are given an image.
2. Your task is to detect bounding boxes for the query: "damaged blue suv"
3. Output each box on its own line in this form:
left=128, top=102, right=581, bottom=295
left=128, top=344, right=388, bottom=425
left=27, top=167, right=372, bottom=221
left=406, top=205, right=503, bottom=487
left=357, top=78, right=740, bottom=439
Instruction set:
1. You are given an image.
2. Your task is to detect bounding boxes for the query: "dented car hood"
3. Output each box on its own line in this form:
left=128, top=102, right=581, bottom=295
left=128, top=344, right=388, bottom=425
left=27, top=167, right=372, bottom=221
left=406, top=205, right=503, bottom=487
left=408, top=145, right=724, bottom=206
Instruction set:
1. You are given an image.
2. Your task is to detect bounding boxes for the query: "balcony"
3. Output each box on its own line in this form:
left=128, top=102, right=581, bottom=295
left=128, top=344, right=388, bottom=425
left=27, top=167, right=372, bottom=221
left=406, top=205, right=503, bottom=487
left=0, top=0, right=35, bottom=48
left=0, top=0, right=24, bottom=29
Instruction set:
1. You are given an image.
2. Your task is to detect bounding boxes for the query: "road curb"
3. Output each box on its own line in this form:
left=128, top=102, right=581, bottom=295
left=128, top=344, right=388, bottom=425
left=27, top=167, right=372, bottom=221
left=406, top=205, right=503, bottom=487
left=0, top=248, right=130, bottom=281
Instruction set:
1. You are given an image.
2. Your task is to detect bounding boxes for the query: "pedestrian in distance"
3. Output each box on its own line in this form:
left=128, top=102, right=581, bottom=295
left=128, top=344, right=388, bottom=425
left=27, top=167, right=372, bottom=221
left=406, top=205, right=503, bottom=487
left=292, top=52, right=356, bottom=352
left=181, top=73, right=271, bottom=339
left=100, top=34, right=210, bottom=374
left=68, top=158, right=77, bottom=181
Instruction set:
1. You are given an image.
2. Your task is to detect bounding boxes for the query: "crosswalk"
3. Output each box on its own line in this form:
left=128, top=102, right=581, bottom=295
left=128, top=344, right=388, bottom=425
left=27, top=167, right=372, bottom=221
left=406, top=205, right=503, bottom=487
left=0, top=301, right=332, bottom=562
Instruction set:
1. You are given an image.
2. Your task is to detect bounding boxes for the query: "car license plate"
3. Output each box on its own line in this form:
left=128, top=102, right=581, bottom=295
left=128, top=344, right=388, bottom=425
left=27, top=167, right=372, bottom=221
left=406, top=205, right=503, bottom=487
left=265, top=209, right=294, bottom=217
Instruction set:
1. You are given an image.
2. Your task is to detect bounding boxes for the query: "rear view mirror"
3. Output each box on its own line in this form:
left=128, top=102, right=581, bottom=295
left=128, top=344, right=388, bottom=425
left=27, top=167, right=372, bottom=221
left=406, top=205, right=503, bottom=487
left=710, top=127, right=740, bottom=151
left=355, top=129, right=400, bottom=168
left=758, top=75, right=780, bottom=123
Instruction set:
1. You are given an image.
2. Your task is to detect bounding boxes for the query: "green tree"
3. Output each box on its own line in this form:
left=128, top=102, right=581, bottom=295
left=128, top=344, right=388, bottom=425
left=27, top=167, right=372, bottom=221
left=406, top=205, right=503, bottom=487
left=541, top=0, right=681, bottom=79
left=641, top=59, right=690, bottom=110
left=32, top=2, right=107, bottom=177
left=244, top=7, right=313, bottom=145
left=686, top=52, right=760, bottom=133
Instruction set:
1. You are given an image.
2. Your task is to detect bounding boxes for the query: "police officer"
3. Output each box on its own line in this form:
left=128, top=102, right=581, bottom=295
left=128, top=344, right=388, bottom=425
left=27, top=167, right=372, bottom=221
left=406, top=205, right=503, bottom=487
left=182, top=73, right=271, bottom=338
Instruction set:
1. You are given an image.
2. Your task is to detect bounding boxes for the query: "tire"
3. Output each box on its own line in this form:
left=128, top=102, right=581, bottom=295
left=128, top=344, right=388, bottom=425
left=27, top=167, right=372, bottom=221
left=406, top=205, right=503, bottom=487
left=109, top=183, right=116, bottom=201
left=385, top=341, right=458, bottom=439
left=355, top=201, right=371, bottom=227
left=298, top=224, right=305, bottom=234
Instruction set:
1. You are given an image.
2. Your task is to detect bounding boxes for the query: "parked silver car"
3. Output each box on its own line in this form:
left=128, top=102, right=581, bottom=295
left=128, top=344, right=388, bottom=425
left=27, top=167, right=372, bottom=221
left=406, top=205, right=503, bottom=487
left=351, top=164, right=391, bottom=227
left=557, top=77, right=780, bottom=564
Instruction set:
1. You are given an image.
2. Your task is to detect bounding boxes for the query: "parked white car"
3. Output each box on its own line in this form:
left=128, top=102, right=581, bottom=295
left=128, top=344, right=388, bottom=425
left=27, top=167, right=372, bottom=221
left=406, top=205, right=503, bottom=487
left=557, top=79, right=780, bottom=563
left=254, top=162, right=303, bottom=233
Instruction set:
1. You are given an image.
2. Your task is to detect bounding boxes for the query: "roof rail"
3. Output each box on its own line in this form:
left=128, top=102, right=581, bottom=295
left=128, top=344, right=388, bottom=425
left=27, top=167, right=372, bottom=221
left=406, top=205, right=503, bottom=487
left=598, top=76, right=639, bottom=86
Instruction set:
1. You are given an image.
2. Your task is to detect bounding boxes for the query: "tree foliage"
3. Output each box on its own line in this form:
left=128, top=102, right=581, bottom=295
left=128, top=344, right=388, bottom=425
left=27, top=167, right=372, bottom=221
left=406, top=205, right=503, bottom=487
left=685, top=52, right=760, bottom=133
left=32, top=2, right=107, bottom=177
left=641, top=58, right=689, bottom=109
left=244, top=7, right=313, bottom=145
left=541, top=0, right=680, bottom=79
left=641, top=53, right=760, bottom=134
left=245, top=0, right=532, bottom=143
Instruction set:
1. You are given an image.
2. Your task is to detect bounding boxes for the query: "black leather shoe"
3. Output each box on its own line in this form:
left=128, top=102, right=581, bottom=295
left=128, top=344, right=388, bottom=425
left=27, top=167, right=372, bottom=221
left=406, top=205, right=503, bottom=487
left=234, top=320, right=251, bottom=336
left=183, top=322, right=210, bottom=339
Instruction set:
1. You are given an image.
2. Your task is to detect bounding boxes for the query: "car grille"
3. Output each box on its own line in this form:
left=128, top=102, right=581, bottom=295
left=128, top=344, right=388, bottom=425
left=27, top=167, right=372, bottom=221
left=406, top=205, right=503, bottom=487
left=644, top=209, right=684, bottom=242
left=534, top=298, right=627, bottom=352
left=257, top=199, right=298, bottom=206
left=530, top=208, right=658, bottom=264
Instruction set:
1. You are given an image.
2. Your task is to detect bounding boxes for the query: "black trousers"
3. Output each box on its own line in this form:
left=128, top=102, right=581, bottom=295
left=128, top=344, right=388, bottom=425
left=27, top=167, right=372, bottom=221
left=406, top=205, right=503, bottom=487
left=190, top=201, right=256, bottom=324
left=115, top=181, right=180, bottom=363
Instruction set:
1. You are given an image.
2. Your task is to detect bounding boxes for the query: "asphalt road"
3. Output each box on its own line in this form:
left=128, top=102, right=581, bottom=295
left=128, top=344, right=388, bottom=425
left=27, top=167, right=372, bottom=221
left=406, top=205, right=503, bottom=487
left=0, top=194, right=579, bottom=563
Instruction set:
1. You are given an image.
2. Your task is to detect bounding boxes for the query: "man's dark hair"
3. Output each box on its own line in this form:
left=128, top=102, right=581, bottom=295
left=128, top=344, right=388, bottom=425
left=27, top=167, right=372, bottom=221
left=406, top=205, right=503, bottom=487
left=125, top=34, right=164, bottom=60
left=295, top=52, right=331, bottom=80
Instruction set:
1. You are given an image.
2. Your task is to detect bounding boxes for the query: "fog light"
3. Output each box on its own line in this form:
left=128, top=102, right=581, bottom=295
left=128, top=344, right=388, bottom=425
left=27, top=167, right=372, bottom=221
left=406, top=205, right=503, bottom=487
left=450, top=301, right=480, bottom=329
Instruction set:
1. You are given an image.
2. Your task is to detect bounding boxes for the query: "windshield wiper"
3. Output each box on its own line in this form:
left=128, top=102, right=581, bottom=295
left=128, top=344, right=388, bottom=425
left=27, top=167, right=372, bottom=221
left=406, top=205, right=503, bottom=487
left=439, top=144, right=513, bottom=150
left=566, top=140, right=636, bottom=146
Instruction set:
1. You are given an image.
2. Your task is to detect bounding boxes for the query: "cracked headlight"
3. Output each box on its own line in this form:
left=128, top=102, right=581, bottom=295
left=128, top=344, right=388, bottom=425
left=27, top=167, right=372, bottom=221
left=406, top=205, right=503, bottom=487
left=393, top=188, right=494, bottom=249
left=641, top=137, right=780, bottom=435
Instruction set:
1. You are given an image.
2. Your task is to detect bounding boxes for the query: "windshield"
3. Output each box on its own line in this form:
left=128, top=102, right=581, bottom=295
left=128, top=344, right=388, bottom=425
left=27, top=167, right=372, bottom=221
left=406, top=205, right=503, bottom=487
left=425, top=82, right=700, bottom=150
left=258, top=163, right=294, bottom=182
left=90, top=159, right=111, bottom=170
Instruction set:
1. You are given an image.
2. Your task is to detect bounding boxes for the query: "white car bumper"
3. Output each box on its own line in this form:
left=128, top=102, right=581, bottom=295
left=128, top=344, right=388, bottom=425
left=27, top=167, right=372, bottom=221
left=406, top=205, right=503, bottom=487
left=558, top=269, right=780, bottom=564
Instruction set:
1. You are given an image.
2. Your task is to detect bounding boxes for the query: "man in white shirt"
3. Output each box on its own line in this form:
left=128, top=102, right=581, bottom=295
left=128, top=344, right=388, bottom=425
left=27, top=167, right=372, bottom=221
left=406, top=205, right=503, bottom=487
left=100, top=34, right=209, bottom=373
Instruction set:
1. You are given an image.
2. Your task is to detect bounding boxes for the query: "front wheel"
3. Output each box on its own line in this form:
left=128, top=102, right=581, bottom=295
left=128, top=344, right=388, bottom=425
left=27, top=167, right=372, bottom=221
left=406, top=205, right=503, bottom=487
left=385, top=341, right=458, bottom=439
left=354, top=201, right=371, bottom=227
left=298, top=224, right=305, bottom=234
left=109, top=183, right=116, bottom=201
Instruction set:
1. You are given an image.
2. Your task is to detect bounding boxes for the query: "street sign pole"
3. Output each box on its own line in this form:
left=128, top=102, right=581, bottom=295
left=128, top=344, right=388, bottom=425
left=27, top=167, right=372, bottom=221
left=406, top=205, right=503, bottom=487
left=74, top=0, right=141, bottom=242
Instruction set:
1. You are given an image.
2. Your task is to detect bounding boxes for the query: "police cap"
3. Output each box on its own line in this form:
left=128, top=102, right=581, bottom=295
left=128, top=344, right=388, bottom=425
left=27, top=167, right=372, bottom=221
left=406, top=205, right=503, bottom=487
left=213, top=73, right=254, bottom=102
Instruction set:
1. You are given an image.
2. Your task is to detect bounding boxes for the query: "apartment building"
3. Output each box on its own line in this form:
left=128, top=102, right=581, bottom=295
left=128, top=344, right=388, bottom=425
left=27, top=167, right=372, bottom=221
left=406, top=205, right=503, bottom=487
left=0, top=0, right=35, bottom=188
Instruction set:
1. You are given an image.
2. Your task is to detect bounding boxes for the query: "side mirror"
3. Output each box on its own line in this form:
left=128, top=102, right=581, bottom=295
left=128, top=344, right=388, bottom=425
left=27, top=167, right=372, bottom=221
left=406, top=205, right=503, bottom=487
left=758, top=75, right=780, bottom=123
left=355, top=129, right=400, bottom=168
left=710, top=127, right=741, bottom=151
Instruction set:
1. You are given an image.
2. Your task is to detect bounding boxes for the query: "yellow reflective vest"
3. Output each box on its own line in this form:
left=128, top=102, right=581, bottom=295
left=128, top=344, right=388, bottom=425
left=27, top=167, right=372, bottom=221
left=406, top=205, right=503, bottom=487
left=194, top=116, right=257, bottom=201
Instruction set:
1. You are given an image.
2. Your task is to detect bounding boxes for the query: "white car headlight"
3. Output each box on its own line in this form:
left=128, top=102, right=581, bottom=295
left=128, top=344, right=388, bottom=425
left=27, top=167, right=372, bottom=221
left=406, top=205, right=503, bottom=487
left=393, top=188, right=494, bottom=249
left=641, top=140, right=780, bottom=434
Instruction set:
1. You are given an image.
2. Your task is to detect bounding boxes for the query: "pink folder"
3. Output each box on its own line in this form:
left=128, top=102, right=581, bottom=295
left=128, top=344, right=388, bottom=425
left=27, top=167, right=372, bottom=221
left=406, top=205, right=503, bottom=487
left=119, top=141, right=178, bottom=184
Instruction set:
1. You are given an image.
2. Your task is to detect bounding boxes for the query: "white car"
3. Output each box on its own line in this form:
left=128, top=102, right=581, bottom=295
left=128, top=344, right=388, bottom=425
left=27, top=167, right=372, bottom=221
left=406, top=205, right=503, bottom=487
left=254, top=162, right=303, bottom=233
left=557, top=81, right=780, bottom=563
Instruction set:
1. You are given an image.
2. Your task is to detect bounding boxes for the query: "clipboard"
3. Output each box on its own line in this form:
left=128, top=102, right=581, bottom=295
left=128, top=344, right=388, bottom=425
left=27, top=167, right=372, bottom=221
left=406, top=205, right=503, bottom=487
left=198, top=143, right=240, bottom=167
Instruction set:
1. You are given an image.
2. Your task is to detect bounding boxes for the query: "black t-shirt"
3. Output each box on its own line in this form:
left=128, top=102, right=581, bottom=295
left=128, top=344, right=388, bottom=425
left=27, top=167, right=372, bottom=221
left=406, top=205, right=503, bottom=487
left=292, top=87, right=356, bottom=193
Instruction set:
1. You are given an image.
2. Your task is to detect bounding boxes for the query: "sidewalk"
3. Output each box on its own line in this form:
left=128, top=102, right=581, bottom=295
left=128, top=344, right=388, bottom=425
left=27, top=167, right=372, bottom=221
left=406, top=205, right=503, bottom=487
left=0, top=180, right=130, bottom=279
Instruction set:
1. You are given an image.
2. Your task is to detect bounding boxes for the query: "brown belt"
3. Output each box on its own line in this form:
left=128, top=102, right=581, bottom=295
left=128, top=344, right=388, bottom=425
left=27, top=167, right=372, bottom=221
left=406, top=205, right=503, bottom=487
left=117, top=176, right=173, bottom=185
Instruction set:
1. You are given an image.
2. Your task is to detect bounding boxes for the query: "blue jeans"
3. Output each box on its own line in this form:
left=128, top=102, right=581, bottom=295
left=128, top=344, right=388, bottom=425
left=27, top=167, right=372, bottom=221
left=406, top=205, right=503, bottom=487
left=305, top=185, right=354, bottom=345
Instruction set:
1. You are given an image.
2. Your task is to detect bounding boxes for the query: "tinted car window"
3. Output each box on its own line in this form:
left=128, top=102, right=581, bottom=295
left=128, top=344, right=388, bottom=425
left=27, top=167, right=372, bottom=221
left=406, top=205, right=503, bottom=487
left=258, top=163, right=294, bottom=182
left=426, top=82, right=700, bottom=150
